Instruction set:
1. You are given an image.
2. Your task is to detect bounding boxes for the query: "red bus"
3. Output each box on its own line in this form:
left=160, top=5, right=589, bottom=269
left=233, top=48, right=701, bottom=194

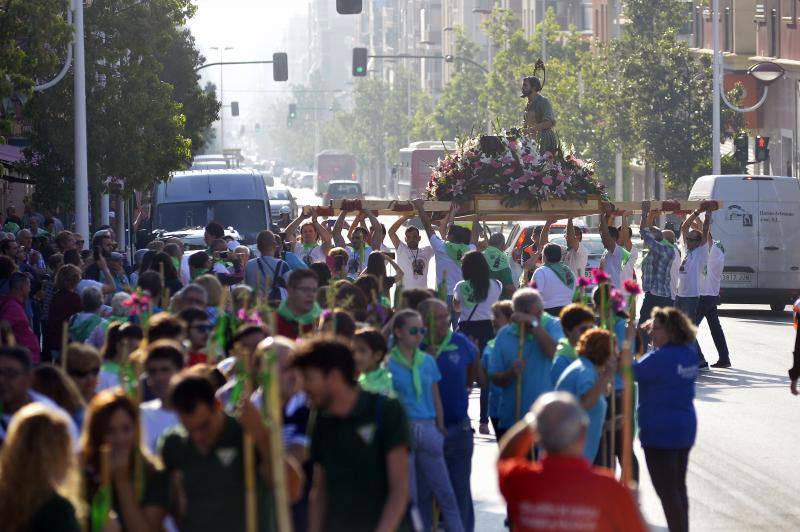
left=314, top=150, right=356, bottom=195
left=397, top=141, right=456, bottom=200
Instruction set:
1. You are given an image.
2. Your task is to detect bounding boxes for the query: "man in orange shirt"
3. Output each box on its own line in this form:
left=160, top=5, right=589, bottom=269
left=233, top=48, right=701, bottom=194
left=497, top=391, right=646, bottom=532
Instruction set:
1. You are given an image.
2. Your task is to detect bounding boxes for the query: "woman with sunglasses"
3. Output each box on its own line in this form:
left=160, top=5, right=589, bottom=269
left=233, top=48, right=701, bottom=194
left=65, top=343, right=102, bottom=404
left=388, top=309, right=464, bottom=532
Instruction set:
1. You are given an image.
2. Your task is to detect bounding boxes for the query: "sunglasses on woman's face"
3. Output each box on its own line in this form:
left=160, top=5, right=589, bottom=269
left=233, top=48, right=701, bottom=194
left=407, top=327, right=428, bottom=336
left=70, top=367, right=100, bottom=378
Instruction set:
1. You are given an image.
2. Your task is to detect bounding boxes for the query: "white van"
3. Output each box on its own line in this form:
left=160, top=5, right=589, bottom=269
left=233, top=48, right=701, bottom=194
left=688, top=174, right=800, bottom=310
left=152, top=169, right=273, bottom=245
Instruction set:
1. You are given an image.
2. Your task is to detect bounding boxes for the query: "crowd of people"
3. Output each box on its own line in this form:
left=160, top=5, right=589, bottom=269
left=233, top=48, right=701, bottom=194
left=0, top=198, right=759, bottom=532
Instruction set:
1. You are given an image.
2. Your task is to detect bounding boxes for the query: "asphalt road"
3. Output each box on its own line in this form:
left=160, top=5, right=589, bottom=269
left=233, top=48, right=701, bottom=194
left=282, top=184, right=800, bottom=530
left=469, top=304, right=800, bottom=531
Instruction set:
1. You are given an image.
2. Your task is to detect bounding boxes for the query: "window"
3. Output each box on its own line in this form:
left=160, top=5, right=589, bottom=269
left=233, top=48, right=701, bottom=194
left=782, top=0, right=797, bottom=23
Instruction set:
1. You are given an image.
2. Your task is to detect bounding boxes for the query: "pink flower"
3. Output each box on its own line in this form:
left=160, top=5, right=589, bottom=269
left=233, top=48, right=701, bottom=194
left=473, top=161, right=482, bottom=169
left=541, top=176, right=553, bottom=186
left=592, top=268, right=610, bottom=284
left=623, top=279, right=643, bottom=295
left=543, top=151, right=554, bottom=160
left=508, top=179, right=524, bottom=194
left=522, top=154, right=536, bottom=164
left=491, top=160, right=502, bottom=168
left=503, top=167, right=516, bottom=175
left=508, top=140, right=518, bottom=151
left=577, top=277, right=592, bottom=288
left=610, top=288, right=626, bottom=313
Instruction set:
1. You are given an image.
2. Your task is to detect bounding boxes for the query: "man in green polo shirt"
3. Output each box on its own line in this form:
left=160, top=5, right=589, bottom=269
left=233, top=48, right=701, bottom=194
left=290, top=338, right=412, bottom=532
left=157, top=370, right=302, bottom=532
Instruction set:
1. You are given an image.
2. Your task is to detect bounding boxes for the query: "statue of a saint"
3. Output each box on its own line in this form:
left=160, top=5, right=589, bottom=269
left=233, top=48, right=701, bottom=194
left=521, top=75, right=558, bottom=155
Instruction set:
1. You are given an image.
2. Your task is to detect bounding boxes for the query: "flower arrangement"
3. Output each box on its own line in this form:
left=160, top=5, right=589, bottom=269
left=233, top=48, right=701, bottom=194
left=425, top=130, right=607, bottom=209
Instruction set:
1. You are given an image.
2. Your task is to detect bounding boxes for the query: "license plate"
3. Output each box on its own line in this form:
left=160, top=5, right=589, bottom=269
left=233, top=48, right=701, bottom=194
left=722, top=272, right=752, bottom=283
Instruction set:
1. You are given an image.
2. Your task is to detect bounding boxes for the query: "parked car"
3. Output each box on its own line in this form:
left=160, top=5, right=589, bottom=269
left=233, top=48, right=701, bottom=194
left=549, top=234, right=605, bottom=277
left=298, top=172, right=315, bottom=189
left=267, top=187, right=298, bottom=220
left=323, top=180, right=364, bottom=204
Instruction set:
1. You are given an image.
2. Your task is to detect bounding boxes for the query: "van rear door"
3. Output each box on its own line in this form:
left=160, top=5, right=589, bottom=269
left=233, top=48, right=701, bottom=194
left=709, top=177, right=759, bottom=290
left=757, top=177, right=800, bottom=290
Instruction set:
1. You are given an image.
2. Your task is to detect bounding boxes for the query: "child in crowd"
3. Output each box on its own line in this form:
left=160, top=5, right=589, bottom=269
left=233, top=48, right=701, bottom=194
left=353, top=328, right=394, bottom=397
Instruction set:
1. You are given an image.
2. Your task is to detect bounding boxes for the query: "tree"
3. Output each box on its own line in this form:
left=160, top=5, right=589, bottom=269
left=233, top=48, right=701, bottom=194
left=0, top=0, right=72, bottom=138
left=21, top=0, right=200, bottom=222
left=156, top=28, right=220, bottom=155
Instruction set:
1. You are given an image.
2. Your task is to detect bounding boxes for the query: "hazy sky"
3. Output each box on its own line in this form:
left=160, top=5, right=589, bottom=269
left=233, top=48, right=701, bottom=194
left=188, top=0, right=308, bottom=93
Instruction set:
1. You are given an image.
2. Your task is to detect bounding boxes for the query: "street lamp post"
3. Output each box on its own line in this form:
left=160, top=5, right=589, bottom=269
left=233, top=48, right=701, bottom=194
left=210, top=46, right=234, bottom=151
left=74, top=0, right=89, bottom=246
left=712, top=0, right=721, bottom=174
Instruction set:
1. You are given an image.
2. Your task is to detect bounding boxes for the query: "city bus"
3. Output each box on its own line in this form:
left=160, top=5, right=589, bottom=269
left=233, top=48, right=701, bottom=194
left=314, top=150, right=357, bottom=195
left=397, top=141, right=456, bottom=200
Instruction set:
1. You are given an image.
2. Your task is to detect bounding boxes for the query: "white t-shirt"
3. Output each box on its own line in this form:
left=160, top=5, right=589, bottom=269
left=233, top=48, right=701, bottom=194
left=293, top=242, right=327, bottom=266
left=701, top=243, right=725, bottom=297
left=453, top=279, right=502, bottom=322
left=667, top=245, right=680, bottom=300
left=430, top=235, right=476, bottom=295
left=77, top=278, right=104, bottom=296
left=677, top=244, right=709, bottom=298
left=346, top=245, right=373, bottom=278
left=140, top=399, right=180, bottom=453
left=396, top=242, right=434, bottom=290
left=564, top=242, right=589, bottom=281
left=601, top=243, right=623, bottom=289
left=621, top=246, right=639, bottom=284
left=533, top=265, right=575, bottom=309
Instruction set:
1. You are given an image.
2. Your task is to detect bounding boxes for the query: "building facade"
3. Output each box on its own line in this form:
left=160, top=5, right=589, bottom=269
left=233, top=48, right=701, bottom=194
left=692, top=0, right=800, bottom=177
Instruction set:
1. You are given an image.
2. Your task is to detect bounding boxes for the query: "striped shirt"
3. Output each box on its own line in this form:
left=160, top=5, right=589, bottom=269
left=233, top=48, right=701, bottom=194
left=640, top=229, right=676, bottom=298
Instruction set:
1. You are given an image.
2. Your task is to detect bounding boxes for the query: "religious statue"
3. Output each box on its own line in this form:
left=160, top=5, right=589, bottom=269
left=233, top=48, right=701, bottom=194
left=521, top=60, right=558, bottom=155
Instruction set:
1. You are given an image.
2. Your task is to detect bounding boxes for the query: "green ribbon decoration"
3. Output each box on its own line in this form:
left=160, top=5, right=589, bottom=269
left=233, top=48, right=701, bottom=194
left=483, top=246, right=510, bottom=272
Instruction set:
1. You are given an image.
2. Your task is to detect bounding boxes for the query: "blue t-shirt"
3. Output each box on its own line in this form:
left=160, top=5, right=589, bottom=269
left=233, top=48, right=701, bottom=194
left=388, top=352, right=441, bottom=421
left=423, top=332, right=477, bottom=426
left=633, top=343, right=698, bottom=449
left=489, top=318, right=564, bottom=429
left=482, top=340, right=502, bottom=419
left=555, top=356, right=607, bottom=462
left=550, top=338, right=578, bottom=386
left=613, top=316, right=627, bottom=391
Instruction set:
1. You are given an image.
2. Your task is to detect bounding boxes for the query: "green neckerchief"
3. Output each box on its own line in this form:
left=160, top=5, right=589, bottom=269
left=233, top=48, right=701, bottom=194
left=102, top=360, right=121, bottom=378
left=510, top=313, right=555, bottom=339
left=379, top=294, right=392, bottom=308
left=445, top=241, right=470, bottom=263
left=191, top=267, right=209, bottom=281
left=544, top=262, right=575, bottom=289
left=621, top=247, right=632, bottom=266
left=302, top=242, right=318, bottom=251
left=429, top=330, right=459, bottom=357
left=349, top=244, right=367, bottom=267
left=714, top=240, right=725, bottom=253
left=390, top=346, right=427, bottom=399
left=555, top=337, right=577, bottom=360
left=277, top=300, right=322, bottom=325
left=70, top=314, right=104, bottom=342
left=457, top=282, right=478, bottom=309
left=483, top=246, right=510, bottom=272
left=358, top=367, right=395, bottom=397
left=170, top=256, right=180, bottom=272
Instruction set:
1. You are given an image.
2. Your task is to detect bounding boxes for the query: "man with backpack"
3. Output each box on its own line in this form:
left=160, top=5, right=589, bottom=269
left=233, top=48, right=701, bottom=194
left=245, top=230, right=291, bottom=304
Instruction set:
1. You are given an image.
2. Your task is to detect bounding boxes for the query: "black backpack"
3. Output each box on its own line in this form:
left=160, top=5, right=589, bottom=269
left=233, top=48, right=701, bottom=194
left=256, top=257, right=288, bottom=306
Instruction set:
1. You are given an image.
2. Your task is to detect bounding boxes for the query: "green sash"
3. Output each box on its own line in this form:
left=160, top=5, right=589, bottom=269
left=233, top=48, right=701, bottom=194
left=390, top=346, right=427, bottom=399
left=430, top=330, right=459, bottom=357
left=621, top=247, right=631, bottom=266
left=544, top=262, right=575, bottom=289
left=445, top=241, right=470, bottom=263
left=277, top=300, right=322, bottom=326
left=483, top=246, right=510, bottom=272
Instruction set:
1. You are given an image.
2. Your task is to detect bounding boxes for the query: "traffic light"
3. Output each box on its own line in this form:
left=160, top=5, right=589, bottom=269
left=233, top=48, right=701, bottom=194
left=733, top=133, right=749, bottom=164
left=288, top=103, right=297, bottom=125
left=755, top=135, right=770, bottom=162
left=352, top=47, right=368, bottom=77
left=337, top=0, right=362, bottom=14
left=230, top=101, right=239, bottom=117
left=272, top=52, right=288, bottom=82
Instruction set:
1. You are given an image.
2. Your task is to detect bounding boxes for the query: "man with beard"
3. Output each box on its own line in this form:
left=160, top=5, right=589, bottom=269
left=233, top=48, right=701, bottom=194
left=291, top=338, right=412, bottom=532
left=521, top=73, right=558, bottom=155
left=388, top=214, right=433, bottom=290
